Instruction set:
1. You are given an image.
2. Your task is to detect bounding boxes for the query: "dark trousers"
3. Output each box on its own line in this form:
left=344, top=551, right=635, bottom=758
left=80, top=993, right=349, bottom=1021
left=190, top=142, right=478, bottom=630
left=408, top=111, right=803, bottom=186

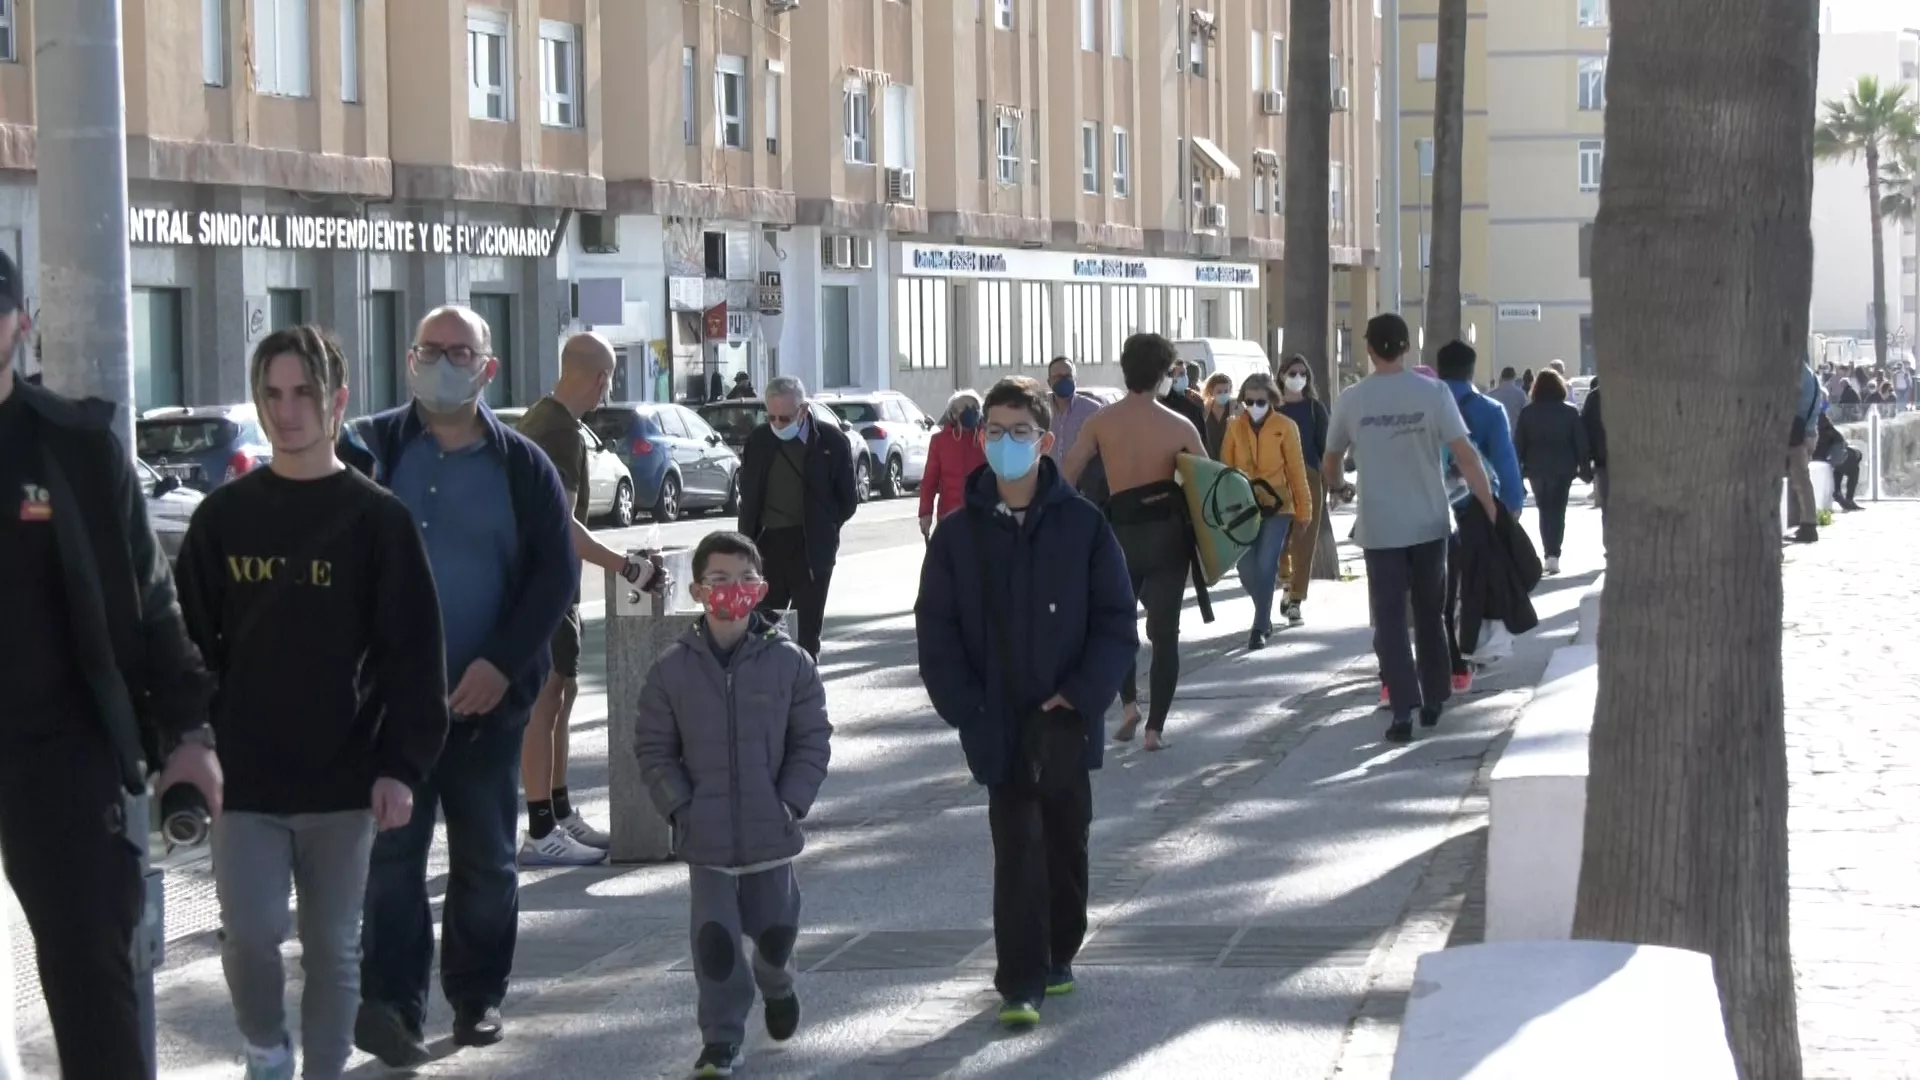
left=0, top=730, right=147, bottom=1078
left=1364, top=538, right=1452, bottom=719
left=1532, top=474, right=1575, bottom=558
left=987, top=772, right=1092, bottom=1003
left=1443, top=530, right=1471, bottom=675
left=361, top=709, right=527, bottom=1030
left=1836, top=448, right=1861, bottom=503
left=755, top=526, right=833, bottom=659
left=1112, top=518, right=1188, bottom=733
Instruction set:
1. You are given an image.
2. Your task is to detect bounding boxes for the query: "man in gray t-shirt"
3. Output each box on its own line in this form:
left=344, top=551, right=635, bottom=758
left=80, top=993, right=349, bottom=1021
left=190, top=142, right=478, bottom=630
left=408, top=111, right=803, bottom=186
left=1323, top=315, right=1497, bottom=744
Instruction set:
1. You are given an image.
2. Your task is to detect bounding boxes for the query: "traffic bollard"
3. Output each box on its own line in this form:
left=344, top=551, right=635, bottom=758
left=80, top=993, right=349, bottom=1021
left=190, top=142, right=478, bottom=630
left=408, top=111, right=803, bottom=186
left=604, top=547, right=700, bottom=864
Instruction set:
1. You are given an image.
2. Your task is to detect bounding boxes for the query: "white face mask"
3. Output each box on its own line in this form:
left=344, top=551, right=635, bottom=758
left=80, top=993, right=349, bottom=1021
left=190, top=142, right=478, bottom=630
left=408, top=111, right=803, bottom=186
left=1284, top=374, right=1308, bottom=393
left=1156, top=377, right=1174, bottom=397
left=1247, top=402, right=1270, bottom=421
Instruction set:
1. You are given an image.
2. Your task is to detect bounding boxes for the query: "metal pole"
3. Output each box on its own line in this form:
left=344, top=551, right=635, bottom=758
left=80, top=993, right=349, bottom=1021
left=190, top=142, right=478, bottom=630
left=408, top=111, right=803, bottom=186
left=1869, top=406, right=1882, bottom=502
left=1382, top=0, right=1403, bottom=314
left=35, top=0, right=137, bottom=450
left=33, top=5, right=154, bottom=1077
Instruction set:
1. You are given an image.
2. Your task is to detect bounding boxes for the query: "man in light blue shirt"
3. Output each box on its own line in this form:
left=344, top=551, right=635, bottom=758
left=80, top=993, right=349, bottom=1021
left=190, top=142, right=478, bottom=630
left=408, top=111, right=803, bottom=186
left=1045, top=357, right=1104, bottom=463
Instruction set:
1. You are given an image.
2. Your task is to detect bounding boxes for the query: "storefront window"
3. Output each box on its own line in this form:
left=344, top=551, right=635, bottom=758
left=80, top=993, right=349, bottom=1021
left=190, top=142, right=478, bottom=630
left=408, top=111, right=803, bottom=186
left=132, top=288, right=185, bottom=410
left=1140, top=286, right=1164, bottom=335
left=1063, top=284, right=1103, bottom=367
left=976, top=281, right=1013, bottom=368
left=822, top=285, right=853, bottom=388
left=268, top=288, right=305, bottom=331
left=895, top=279, right=950, bottom=369
left=469, top=292, right=512, bottom=406
left=1020, top=283, right=1053, bottom=368
left=1168, top=287, right=1195, bottom=338
left=365, top=290, right=401, bottom=413
left=1110, top=285, right=1140, bottom=361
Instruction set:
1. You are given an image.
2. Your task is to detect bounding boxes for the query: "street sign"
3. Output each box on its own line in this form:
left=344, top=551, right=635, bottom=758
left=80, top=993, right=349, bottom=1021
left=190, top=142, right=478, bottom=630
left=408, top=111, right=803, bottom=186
left=1496, top=303, right=1544, bottom=322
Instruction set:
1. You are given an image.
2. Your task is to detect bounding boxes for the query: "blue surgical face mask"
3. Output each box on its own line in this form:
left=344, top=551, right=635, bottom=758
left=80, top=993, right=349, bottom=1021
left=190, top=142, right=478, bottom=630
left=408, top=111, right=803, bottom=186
left=409, top=356, right=486, bottom=414
left=1213, top=391, right=1232, bottom=407
left=1052, top=377, right=1076, bottom=399
left=1172, top=374, right=1190, bottom=395
left=958, top=407, right=981, bottom=430
left=985, top=434, right=1041, bottom=481
left=771, top=416, right=804, bottom=441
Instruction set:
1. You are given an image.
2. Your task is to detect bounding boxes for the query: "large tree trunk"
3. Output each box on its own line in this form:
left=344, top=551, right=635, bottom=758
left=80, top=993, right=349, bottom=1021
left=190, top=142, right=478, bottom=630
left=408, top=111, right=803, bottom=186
left=1283, top=2, right=1337, bottom=581
left=1867, top=147, right=1890, bottom=368
left=1422, top=0, right=1468, bottom=359
left=1569, top=0, right=1811, bottom=1076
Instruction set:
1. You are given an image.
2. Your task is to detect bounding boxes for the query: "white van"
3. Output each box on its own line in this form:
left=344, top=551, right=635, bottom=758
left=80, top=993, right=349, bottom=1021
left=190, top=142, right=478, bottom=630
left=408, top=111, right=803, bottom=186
left=1174, top=338, right=1272, bottom=392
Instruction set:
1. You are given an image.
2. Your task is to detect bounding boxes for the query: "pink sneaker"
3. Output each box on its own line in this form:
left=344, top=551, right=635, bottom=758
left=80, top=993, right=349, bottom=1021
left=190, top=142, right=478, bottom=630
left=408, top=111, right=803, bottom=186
left=1379, top=683, right=1391, bottom=706
left=1451, top=670, right=1474, bottom=694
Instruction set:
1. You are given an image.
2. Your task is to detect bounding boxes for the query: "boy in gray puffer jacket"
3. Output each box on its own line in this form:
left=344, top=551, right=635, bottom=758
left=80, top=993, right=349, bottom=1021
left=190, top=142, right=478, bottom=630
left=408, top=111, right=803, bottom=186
left=634, top=532, right=833, bottom=1078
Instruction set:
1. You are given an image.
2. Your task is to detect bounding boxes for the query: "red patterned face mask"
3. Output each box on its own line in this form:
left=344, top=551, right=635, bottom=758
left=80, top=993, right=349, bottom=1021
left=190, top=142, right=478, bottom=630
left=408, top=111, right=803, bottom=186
left=701, top=581, right=768, bottom=622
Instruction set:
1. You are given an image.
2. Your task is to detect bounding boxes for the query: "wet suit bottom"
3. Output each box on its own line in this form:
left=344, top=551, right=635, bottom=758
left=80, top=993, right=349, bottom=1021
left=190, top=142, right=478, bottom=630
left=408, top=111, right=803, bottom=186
left=1106, top=481, right=1191, bottom=735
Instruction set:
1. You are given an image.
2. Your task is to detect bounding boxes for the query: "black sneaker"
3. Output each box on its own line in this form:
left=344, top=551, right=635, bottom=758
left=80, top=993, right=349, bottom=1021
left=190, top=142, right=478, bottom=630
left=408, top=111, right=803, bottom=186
left=353, top=1002, right=431, bottom=1068
left=1247, top=629, right=1268, bottom=651
left=1385, top=718, right=1414, bottom=744
left=765, top=992, right=801, bottom=1041
left=1046, top=965, right=1076, bottom=997
left=1419, top=704, right=1443, bottom=728
left=693, top=1042, right=744, bottom=1077
left=1792, top=523, right=1819, bottom=543
left=452, top=1004, right=504, bottom=1047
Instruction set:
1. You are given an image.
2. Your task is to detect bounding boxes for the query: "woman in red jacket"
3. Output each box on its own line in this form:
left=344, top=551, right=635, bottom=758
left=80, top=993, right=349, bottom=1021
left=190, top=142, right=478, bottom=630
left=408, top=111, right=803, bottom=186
left=918, top=388, right=986, bottom=539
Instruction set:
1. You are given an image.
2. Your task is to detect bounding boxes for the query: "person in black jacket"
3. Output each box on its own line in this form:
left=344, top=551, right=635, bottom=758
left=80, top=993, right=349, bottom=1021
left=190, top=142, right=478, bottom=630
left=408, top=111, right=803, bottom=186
left=736, top=375, right=860, bottom=659
left=1581, top=378, right=1607, bottom=515
left=0, top=250, right=220, bottom=1079
left=1514, top=369, right=1591, bottom=575
left=1814, top=412, right=1863, bottom=512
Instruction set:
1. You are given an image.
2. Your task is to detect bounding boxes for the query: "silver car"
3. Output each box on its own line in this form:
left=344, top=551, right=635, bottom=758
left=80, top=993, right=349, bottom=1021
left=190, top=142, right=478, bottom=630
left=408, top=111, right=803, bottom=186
left=816, top=391, right=936, bottom=499
left=138, top=458, right=205, bottom=568
left=493, top=407, right=640, bottom=526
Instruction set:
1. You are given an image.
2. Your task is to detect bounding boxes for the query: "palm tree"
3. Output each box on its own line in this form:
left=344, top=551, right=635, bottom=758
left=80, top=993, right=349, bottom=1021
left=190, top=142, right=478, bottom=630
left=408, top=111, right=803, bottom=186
left=1815, top=75, right=1920, bottom=368
left=1881, top=125, right=1918, bottom=223
left=1421, top=0, right=1469, bottom=359
left=1282, top=0, right=1339, bottom=580
left=1570, top=0, right=1814, bottom=1076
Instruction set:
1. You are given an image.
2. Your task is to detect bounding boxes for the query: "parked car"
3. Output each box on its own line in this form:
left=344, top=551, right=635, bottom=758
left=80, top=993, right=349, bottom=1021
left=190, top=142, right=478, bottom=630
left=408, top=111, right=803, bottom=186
left=582, top=403, right=741, bottom=523
left=697, top=398, right=875, bottom=502
left=814, top=390, right=936, bottom=499
left=494, top=406, right=641, bottom=527
left=135, top=404, right=272, bottom=492
left=138, top=457, right=204, bottom=568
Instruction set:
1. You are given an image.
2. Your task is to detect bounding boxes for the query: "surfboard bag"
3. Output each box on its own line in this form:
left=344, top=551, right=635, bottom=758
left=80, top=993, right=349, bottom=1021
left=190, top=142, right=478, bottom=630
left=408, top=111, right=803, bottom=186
left=1175, top=453, right=1266, bottom=588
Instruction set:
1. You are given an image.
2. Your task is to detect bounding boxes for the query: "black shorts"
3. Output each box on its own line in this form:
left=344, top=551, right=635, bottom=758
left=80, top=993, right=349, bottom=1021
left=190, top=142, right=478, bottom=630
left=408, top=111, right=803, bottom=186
left=550, top=605, right=582, bottom=679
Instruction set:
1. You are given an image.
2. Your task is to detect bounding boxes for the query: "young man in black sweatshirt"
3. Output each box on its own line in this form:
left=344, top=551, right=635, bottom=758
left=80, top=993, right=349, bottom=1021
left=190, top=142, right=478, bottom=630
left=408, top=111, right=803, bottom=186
left=176, top=326, right=449, bottom=1080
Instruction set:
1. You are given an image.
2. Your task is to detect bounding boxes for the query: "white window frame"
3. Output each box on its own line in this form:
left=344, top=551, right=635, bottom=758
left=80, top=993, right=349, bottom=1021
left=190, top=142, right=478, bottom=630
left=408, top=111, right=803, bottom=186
left=995, top=114, right=1020, bottom=185
left=682, top=47, right=696, bottom=145
left=1250, top=31, right=1262, bottom=91
left=341, top=0, right=360, bottom=102
left=1578, top=139, right=1604, bottom=192
left=1254, top=173, right=1267, bottom=213
left=1577, top=56, right=1606, bottom=111
left=1577, top=0, right=1609, bottom=29
left=844, top=80, right=873, bottom=164
left=1188, top=28, right=1206, bottom=75
left=1416, top=42, right=1437, bottom=81
left=202, top=0, right=226, bottom=86
left=255, top=0, right=313, bottom=99
left=466, top=9, right=511, bottom=121
left=1330, top=161, right=1345, bottom=229
left=1112, top=126, right=1131, bottom=198
left=1081, top=0, right=1098, bottom=51
left=765, top=63, right=783, bottom=155
left=1330, top=52, right=1343, bottom=95
left=538, top=21, right=580, bottom=128
left=1270, top=34, right=1285, bottom=93
left=1108, top=0, right=1126, bottom=58
left=883, top=83, right=913, bottom=170
left=994, top=0, right=1013, bottom=31
left=1416, top=136, right=1434, bottom=177
left=715, top=54, right=748, bottom=149
left=1081, top=122, right=1101, bottom=194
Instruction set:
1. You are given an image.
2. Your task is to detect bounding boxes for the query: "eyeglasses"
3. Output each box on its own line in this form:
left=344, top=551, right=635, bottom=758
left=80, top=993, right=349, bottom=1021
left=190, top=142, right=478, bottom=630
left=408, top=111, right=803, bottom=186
left=701, top=572, right=765, bottom=587
left=411, top=343, right=486, bottom=368
left=1241, top=398, right=1271, bottom=409
left=984, top=423, right=1041, bottom=442
left=767, top=411, right=799, bottom=426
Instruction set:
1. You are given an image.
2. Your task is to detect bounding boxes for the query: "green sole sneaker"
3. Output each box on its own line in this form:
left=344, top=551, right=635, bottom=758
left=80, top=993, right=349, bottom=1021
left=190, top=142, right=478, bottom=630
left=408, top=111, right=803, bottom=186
left=998, top=999, right=1041, bottom=1027
left=1045, top=977, right=1075, bottom=997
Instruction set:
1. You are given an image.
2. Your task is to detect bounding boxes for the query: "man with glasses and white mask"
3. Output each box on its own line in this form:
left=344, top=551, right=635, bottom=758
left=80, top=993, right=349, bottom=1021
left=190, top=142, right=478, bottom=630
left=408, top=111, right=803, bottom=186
left=735, top=375, right=859, bottom=660
left=337, top=305, right=578, bottom=1066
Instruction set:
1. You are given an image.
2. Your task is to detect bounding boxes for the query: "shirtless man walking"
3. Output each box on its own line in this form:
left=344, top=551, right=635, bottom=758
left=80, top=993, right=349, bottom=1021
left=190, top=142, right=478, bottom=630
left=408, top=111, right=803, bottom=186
left=1063, top=333, right=1203, bottom=751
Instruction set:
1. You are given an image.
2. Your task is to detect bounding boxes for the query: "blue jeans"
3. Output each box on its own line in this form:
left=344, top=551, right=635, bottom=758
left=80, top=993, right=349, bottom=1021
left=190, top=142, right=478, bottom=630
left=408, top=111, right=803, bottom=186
left=361, top=710, right=527, bottom=1029
left=1236, top=515, right=1294, bottom=635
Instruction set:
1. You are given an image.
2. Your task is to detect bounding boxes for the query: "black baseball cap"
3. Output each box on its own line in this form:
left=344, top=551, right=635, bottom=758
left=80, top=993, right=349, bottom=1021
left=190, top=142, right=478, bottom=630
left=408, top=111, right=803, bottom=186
left=0, top=250, right=21, bottom=316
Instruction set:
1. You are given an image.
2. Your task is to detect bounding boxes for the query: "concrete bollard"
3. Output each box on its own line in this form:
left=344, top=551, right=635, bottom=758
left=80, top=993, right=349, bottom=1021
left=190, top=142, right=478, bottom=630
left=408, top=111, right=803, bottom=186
left=604, top=547, right=700, bottom=864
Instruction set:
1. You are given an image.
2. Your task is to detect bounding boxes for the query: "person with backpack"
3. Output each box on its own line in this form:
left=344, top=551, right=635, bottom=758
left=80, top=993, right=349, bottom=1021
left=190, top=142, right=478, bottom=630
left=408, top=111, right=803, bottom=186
left=1221, top=372, right=1313, bottom=651
left=915, top=376, right=1137, bottom=1030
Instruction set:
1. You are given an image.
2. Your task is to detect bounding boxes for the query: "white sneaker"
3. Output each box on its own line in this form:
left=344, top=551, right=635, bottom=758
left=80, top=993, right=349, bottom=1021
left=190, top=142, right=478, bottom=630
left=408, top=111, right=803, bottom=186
left=556, top=812, right=612, bottom=850
left=1473, top=624, right=1515, bottom=666
left=519, top=828, right=607, bottom=867
left=1545, top=556, right=1561, bottom=575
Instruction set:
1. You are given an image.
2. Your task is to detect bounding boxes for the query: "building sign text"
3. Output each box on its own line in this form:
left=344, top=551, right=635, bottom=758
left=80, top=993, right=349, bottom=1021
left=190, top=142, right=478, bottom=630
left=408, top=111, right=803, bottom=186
left=911, top=247, right=1010, bottom=275
left=127, top=209, right=558, bottom=258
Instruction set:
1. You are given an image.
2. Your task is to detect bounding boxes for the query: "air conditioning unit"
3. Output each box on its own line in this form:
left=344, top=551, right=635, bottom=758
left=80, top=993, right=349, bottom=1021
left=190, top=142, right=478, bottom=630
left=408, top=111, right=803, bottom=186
left=886, top=167, right=917, bottom=203
left=1332, top=86, right=1350, bottom=112
left=578, top=212, right=618, bottom=254
left=854, top=237, right=874, bottom=269
left=1261, top=90, right=1285, bottom=116
left=1203, top=204, right=1228, bottom=229
left=765, top=0, right=800, bottom=14
left=832, top=234, right=853, bottom=269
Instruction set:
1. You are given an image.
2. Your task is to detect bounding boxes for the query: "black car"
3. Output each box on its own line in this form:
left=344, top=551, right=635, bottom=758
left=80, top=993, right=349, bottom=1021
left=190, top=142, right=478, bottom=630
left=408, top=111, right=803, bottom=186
left=697, top=398, right=874, bottom=501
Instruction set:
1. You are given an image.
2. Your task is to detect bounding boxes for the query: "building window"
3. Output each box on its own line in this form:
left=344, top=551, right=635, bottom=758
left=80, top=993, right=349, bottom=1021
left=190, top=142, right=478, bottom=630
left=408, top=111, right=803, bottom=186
left=1109, top=0, right=1126, bottom=58
left=469, top=293, right=512, bottom=407
left=883, top=84, right=913, bottom=170
left=995, top=114, right=1020, bottom=185
left=1330, top=162, right=1345, bottom=230
left=1420, top=232, right=1431, bottom=268
left=1081, top=0, right=1098, bottom=51
left=1021, top=283, right=1053, bottom=366
left=132, top=288, right=186, bottom=411
left=844, top=80, right=872, bottom=164
left=539, top=22, right=580, bottom=127
left=1029, top=107, right=1042, bottom=185
left=1579, top=139, right=1604, bottom=191
left=1064, top=284, right=1104, bottom=366
left=1176, top=137, right=1184, bottom=202
left=977, top=281, right=1014, bottom=368
left=1416, top=137, right=1434, bottom=177
left=255, top=0, right=312, bottom=98
left=1254, top=174, right=1267, bottom=213
left=994, top=0, right=1013, bottom=31
left=1375, top=176, right=1383, bottom=225
left=682, top=47, right=696, bottom=144
left=1579, top=314, right=1595, bottom=373
left=467, top=10, right=510, bottom=120
left=203, top=0, right=225, bottom=86
left=1251, top=31, right=1262, bottom=90
left=1112, top=127, right=1131, bottom=198
left=1081, top=122, right=1100, bottom=193
left=1168, top=288, right=1194, bottom=338
left=1272, top=174, right=1284, bottom=214
left=1270, top=34, right=1285, bottom=92
left=1330, top=52, right=1343, bottom=95
left=341, top=0, right=360, bottom=102
left=716, top=54, right=748, bottom=149
left=1577, top=56, right=1606, bottom=111
left=1579, top=222, right=1594, bottom=278
left=268, top=289, right=305, bottom=331
left=766, top=66, right=782, bottom=154
left=1416, top=41, right=1437, bottom=81
left=1577, top=0, right=1609, bottom=28
left=1110, top=285, right=1139, bottom=360
left=897, top=278, right=951, bottom=370
left=365, top=290, right=402, bottom=414
left=1187, top=27, right=1206, bottom=76
left=823, top=287, right=853, bottom=388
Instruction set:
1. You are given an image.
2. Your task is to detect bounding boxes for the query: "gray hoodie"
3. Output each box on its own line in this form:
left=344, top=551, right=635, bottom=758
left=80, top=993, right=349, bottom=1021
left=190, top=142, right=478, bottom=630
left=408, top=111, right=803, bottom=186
left=633, top=616, right=833, bottom=869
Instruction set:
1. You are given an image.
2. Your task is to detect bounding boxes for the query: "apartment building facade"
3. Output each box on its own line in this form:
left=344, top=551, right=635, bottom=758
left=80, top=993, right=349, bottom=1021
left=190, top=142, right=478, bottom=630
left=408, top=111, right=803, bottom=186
left=562, top=0, right=1386, bottom=415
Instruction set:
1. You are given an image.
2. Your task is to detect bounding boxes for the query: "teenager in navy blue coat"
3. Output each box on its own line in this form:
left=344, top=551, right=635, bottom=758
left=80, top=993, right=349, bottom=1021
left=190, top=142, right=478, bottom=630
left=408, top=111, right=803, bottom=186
left=914, top=377, right=1137, bottom=1030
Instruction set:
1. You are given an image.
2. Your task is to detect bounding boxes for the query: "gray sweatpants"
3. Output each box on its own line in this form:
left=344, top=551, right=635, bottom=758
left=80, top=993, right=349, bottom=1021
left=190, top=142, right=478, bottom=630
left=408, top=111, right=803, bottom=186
left=212, top=810, right=376, bottom=1080
left=689, top=864, right=803, bottom=1045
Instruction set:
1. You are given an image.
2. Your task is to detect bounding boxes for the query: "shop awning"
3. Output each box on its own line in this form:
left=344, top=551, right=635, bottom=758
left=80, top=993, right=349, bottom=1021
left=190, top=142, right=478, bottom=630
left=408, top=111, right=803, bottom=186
left=1190, top=136, right=1241, bottom=181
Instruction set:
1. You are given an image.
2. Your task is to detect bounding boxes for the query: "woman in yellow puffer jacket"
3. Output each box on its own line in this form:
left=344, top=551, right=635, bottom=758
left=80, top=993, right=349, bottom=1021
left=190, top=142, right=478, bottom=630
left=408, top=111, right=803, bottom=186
left=1222, top=371, right=1315, bottom=650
